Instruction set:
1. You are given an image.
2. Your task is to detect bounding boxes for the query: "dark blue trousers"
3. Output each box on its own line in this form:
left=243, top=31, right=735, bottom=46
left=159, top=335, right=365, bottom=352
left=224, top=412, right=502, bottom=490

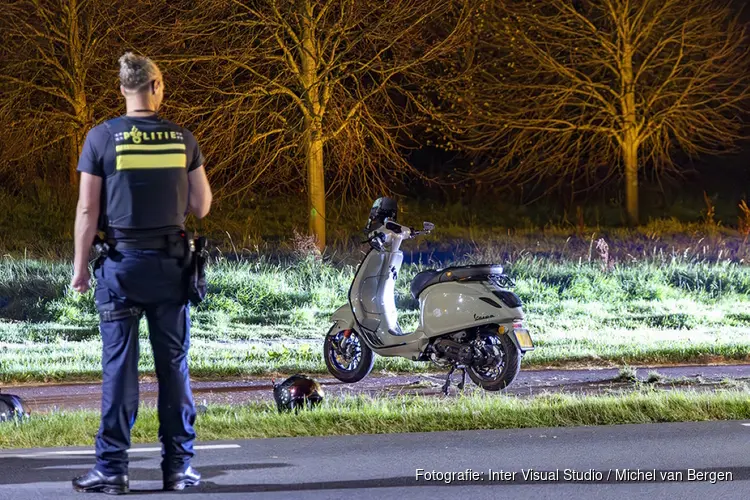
left=92, top=249, right=196, bottom=476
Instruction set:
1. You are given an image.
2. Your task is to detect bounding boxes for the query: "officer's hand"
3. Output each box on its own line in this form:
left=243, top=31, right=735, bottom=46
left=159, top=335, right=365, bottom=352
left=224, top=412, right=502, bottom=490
left=71, top=268, right=91, bottom=294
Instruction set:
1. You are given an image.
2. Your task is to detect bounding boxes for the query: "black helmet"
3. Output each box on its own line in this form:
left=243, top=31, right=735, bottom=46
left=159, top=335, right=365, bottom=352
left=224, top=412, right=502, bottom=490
left=272, top=374, right=324, bottom=413
left=0, top=392, right=28, bottom=422
left=365, top=197, right=398, bottom=234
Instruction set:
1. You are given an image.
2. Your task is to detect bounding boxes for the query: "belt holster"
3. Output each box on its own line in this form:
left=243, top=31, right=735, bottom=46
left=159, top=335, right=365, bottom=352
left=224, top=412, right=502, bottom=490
left=167, top=231, right=191, bottom=266
left=92, top=235, right=110, bottom=270
left=187, top=236, right=208, bottom=307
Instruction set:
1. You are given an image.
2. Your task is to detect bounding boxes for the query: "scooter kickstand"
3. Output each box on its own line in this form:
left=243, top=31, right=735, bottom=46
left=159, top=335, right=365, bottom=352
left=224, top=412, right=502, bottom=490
left=442, top=366, right=456, bottom=396
left=457, top=367, right=467, bottom=391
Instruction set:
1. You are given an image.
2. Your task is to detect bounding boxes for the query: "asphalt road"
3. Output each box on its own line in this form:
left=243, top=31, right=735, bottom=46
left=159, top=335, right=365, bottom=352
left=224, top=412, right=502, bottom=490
left=0, top=420, right=749, bottom=499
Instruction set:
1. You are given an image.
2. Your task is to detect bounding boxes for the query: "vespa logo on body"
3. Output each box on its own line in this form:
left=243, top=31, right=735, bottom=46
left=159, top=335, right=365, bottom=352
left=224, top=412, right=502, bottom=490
left=474, top=313, right=495, bottom=321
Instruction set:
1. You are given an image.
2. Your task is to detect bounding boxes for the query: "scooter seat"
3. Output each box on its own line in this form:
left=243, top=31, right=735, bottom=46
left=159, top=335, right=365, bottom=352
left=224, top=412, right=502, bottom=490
left=410, top=270, right=440, bottom=300
left=410, top=264, right=503, bottom=299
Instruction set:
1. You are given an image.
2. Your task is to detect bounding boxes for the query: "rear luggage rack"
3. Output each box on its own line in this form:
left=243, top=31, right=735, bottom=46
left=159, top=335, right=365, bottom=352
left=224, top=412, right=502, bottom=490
left=488, top=274, right=516, bottom=289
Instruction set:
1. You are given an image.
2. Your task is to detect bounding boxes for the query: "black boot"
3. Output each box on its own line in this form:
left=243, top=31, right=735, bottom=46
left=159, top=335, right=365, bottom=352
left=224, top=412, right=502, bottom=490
left=163, top=466, right=201, bottom=491
left=72, top=468, right=129, bottom=495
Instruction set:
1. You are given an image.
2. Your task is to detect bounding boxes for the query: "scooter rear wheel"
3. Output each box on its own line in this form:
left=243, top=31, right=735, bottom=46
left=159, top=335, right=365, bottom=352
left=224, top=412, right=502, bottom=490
left=324, top=326, right=375, bottom=383
left=466, top=330, right=521, bottom=391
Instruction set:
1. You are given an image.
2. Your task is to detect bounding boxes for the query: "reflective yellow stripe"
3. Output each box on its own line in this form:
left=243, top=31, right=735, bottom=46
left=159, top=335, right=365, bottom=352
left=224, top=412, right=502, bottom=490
left=115, top=143, right=186, bottom=152
left=116, top=153, right=187, bottom=170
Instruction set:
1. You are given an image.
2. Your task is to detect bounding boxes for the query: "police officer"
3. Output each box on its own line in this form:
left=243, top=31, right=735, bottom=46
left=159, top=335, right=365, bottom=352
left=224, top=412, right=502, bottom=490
left=70, top=52, right=212, bottom=494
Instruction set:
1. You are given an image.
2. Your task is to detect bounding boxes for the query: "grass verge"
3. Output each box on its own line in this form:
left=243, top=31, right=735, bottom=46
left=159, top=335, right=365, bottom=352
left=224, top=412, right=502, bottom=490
left=3, top=240, right=750, bottom=382
left=1, top=389, right=750, bottom=449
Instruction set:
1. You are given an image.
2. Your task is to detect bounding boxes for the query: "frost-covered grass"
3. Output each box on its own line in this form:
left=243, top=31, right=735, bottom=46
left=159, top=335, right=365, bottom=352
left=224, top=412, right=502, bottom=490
left=2, top=242, right=750, bottom=382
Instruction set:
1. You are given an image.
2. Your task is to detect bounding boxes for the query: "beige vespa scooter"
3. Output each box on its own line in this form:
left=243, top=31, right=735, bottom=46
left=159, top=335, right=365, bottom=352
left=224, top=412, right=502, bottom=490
left=323, top=198, right=535, bottom=394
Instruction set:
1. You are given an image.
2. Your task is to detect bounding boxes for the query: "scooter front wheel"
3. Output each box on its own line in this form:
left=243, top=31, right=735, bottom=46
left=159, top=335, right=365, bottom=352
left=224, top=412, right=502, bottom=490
left=323, top=326, right=375, bottom=383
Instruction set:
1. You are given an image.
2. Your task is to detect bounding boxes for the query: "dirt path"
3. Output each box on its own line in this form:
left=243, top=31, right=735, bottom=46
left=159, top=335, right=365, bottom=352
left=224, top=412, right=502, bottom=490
left=3, top=363, right=750, bottom=413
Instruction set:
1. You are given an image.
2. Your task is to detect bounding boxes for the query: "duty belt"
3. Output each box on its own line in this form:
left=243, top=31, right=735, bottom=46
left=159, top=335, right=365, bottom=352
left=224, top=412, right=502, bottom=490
left=106, top=237, right=171, bottom=250
left=95, top=232, right=192, bottom=268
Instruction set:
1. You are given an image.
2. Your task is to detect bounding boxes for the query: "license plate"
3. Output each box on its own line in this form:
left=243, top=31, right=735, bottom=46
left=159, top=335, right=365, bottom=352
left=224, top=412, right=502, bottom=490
left=514, top=328, right=535, bottom=350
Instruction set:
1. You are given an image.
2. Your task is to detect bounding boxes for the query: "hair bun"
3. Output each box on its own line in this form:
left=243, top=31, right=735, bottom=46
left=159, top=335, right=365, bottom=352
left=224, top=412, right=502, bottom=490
left=119, top=52, right=137, bottom=66
left=119, top=52, right=158, bottom=91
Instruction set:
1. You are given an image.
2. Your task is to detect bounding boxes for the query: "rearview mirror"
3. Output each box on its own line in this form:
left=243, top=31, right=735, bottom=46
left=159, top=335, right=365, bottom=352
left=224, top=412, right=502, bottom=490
left=423, top=222, right=435, bottom=232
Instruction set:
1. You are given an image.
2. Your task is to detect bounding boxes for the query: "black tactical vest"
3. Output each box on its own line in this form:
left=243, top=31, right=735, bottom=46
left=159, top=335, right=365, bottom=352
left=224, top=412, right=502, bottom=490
left=101, top=116, right=189, bottom=238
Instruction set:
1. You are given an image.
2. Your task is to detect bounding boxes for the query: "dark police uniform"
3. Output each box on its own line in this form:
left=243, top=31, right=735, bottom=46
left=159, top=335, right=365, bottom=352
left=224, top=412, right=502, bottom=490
left=77, top=114, right=204, bottom=478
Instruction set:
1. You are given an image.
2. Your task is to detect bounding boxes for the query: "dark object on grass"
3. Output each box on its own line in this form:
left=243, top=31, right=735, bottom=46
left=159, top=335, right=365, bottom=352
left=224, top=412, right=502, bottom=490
left=272, top=374, right=324, bottom=413
left=0, top=391, right=28, bottom=422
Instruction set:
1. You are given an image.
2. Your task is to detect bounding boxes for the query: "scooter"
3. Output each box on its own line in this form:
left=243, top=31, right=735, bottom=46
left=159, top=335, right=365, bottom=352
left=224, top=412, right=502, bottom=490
left=323, top=197, right=535, bottom=394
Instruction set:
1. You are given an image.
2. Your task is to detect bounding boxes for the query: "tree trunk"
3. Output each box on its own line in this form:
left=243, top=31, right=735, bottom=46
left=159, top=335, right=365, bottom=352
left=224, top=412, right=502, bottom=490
left=68, top=107, right=88, bottom=189
left=299, top=0, right=326, bottom=251
left=67, top=0, right=85, bottom=190
left=68, top=134, right=79, bottom=188
left=68, top=125, right=87, bottom=188
left=620, top=26, right=640, bottom=226
left=623, top=133, right=639, bottom=226
left=306, top=121, right=326, bottom=249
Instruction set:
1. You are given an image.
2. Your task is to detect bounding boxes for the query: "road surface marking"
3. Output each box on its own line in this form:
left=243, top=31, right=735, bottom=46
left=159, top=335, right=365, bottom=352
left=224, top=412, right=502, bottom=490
left=0, top=444, right=241, bottom=458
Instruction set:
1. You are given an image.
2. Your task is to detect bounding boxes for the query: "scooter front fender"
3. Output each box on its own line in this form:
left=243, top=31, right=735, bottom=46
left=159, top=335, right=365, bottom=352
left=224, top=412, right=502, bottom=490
left=328, top=305, right=396, bottom=353
left=329, top=305, right=356, bottom=333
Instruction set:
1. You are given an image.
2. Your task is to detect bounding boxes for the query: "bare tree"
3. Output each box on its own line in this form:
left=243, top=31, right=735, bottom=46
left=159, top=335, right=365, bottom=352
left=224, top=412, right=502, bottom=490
left=437, top=0, right=750, bottom=224
left=0, top=0, right=150, bottom=189
left=158, top=0, right=473, bottom=249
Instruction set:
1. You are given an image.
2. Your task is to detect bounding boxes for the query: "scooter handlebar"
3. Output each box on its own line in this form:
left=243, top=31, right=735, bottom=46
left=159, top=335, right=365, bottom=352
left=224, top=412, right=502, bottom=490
left=407, top=227, right=432, bottom=238
left=362, top=223, right=431, bottom=248
left=363, top=230, right=386, bottom=250
left=406, top=221, right=435, bottom=238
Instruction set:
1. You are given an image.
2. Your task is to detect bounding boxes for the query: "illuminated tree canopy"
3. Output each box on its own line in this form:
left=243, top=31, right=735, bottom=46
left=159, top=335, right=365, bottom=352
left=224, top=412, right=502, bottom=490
left=1, top=0, right=749, bottom=241
left=0, top=0, right=155, bottom=188
left=156, top=0, right=473, bottom=248
left=434, top=0, right=750, bottom=224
